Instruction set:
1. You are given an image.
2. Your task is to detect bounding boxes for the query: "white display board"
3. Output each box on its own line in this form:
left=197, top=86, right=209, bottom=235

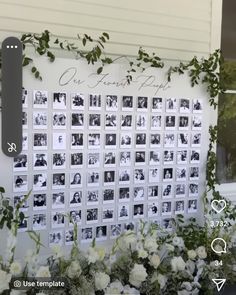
left=0, top=57, right=212, bottom=257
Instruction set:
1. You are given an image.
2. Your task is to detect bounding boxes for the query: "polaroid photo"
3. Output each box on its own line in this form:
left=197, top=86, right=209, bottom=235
left=190, top=150, right=200, bottom=164
left=151, top=115, right=162, bottom=130
left=120, top=133, right=132, bottom=148
left=33, top=173, right=47, bottom=190
left=33, top=133, right=47, bottom=150
left=177, top=150, right=188, bottom=165
left=120, top=151, right=131, bottom=166
left=152, top=97, right=163, bottom=112
left=124, top=222, right=135, bottom=231
left=137, top=96, right=148, bottom=111
left=121, top=115, right=132, bottom=130
left=134, top=168, right=145, bottom=184
left=14, top=195, right=29, bottom=211
left=189, top=183, right=199, bottom=197
left=102, top=208, right=114, bottom=222
left=166, top=98, right=177, bottom=112
left=162, top=184, right=172, bottom=198
left=136, top=114, right=147, bottom=130
left=178, top=133, right=189, bottom=147
left=165, top=116, right=176, bottom=130
left=192, top=116, right=202, bottom=130
left=135, top=151, right=146, bottom=165
left=22, top=133, right=28, bottom=151
left=149, top=151, right=160, bottom=165
left=161, top=201, right=172, bottom=216
left=22, top=111, right=28, bottom=129
left=133, top=204, right=144, bottom=218
left=134, top=186, right=145, bottom=202
left=148, top=186, right=158, bottom=199
left=88, top=133, right=100, bottom=149
left=189, top=167, right=200, bottom=180
left=105, top=114, right=117, bottom=130
left=175, top=200, right=185, bottom=214
left=52, top=173, right=65, bottom=189
left=175, top=184, right=186, bottom=198
left=110, top=224, right=122, bottom=239
left=13, top=154, right=28, bottom=171
left=70, top=191, right=82, bottom=207
left=52, top=192, right=65, bottom=209
left=65, top=229, right=74, bottom=245
left=13, top=175, right=28, bottom=192
left=106, top=95, right=118, bottom=111
left=122, top=96, right=133, bottom=111
left=163, top=168, right=173, bottom=182
left=119, top=169, right=130, bottom=184
left=71, top=133, right=84, bottom=149
left=33, top=193, right=47, bottom=210
left=88, top=152, right=100, bottom=168
left=81, top=227, right=93, bottom=242
left=192, top=99, right=203, bottom=113
left=176, top=167, right=187, bottom=181
left=104, top=152, right=116, bottom=167
left=89, top=114, right=101, bottom=130
left=136, top=133, right=146, bottom=148
left=118, top=204, right=129, bottom=220
left=164, top=133, right=175, bottom=148
left=149, top=168, right=159, bottom=183
left=53, top=153, right=66, bottom=169
left=33, top=213, right=47, bottom=230
left=119, top=187, right=130, bottom=202
left=69, top=210, right=81, bottom=225
left=53, top=92, right=66, bottom=109
left=191, top=133, right=201, bottom=147
left=87, top=171, right=100, bottom=187
left=103, top=189, right=115, bottom=204
left=96, top=226, right=107, bottom=241
left=179, top=116, right=189, bottom=130
left=51, top=211, right=65, bottom=228
left=86, top=208, right=98, bottom=224
left=163, top=150, right=174, bottom=165
left=89, top=94, right=101, bottom=110
left=53, top=112, right=66, bottom=129
left=81, top=192, right=93, bottom=211
left=162, top=218, right=173, bottom=230
left=150, top=133, right=161, bottom=148
left=71, top=113, right=84, bottom=129
left=53, top=133, right=66, bottom=150
left=18, top=217, right=28, bottom=232
left=148, top=202, right=158, bottom=217
left=70, top=172, right=82, bottom=188
left=33, top=153, right=47, bottom=170
left=71, top=93, right=85, bottom=110
left=105, top=133, right=117, bottom=148
left=33, top=112, right=47, bottom=129
left=71, top=152, right=83, bottom=168
left=104, top=171, right=115, bottom=185
left=33, top=90, right=48, bottom=108
left=22, top=89, right=28, bottom=108
left=179, top=98, right=190, bottom=113
left=188, top=200, right=198, bottom=213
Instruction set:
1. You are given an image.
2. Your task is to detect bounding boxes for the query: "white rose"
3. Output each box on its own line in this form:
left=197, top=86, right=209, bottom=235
left=123, top=285, right=140, bottom=295
left=0, top=269, right=12, bottom=293
left=95, top=272, right=110, bottom=290
left=67, top=261, right=82, bottom=279
left=171, top=257, right=186, bottom=272
left=105, top=280, right=123, bottom=294
left=129, top=264, right=147, bottom=288
left=118, top=232, right=137, bottom=252
left=35, top=266, right=51, bottom=278
left=144, top=237, right=158, bottom=253
left=196, top=246, right=207, bottom=259
left=187, top=250, right=197, bottom=260
left=157, top=274, right=167, bottom=289
left=149, top=254, right=161, bottom=269
left=10, top=261, right=22, bottom=275
left=51, top=245, right=64, bottom=259
left=173, top=237, right=185, bottom=249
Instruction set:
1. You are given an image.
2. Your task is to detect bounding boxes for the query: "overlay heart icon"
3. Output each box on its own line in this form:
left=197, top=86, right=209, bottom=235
left=211, top=199, right=227, bottom=213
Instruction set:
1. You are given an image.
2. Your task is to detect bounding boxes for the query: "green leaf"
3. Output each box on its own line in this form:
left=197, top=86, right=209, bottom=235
left=103, top=32, right=110, bottom=40
left=97, top=66, right=103, bottom=74
left=0, top=187, right=5, bottom=193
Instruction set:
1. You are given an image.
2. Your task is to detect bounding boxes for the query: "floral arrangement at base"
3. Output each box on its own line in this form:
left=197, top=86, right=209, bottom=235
left=0, top=187, right=236, bottom=295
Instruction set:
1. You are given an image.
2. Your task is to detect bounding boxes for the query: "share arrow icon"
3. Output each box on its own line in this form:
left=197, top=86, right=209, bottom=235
left=212, top=279, right=226, bottom=292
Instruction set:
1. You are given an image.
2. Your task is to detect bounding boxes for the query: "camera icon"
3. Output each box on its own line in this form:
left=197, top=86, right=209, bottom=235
left=13, top=280, right=21, bottom=288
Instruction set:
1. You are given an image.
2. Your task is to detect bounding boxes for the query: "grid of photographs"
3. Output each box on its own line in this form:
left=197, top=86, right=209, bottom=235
left=14, top=91, right=204, bottom=244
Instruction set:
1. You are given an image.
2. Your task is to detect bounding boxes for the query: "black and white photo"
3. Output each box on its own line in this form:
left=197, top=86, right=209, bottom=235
left=151, top=115, right=162, bottom=130
left=52, top=192, right=65, bottom=209
left=124, top=222, right=135, bottom=231
left=164, top=133, right=175, bottom=147
left=71, top=113, right=84, bottom=129
left=133, top=204, right=144, bottom=218
left=177, top=150, right=188, bottom=164
left=22, top=89, right=28, bottom=107
left=149, top=151, right=160, bottom=165
left=106, top=95, right=118, bottom=111
left=149, top=168, right=159, bottom=183
left=104, top=152, right=116, bottom=167
left=70, top=191, right=82, bottom=206
left=134, top=168, right=145, bottom=184
left=89, top=114, right=101, bottom=129
left=105, top=133, right=116, bottom=147
left=148, top=186, right=158, bottom=199
left=191, top=133, right=201, bottom=147
left=176, top=167, right=187, bottom=181
left=137, top=96, right=148, bottom=111
left=110, top=224, right=121, bottom=238
left=103, top=189, right=115, bottom=203
left=148, top=202, right=158, bottom=217
left=18, top=217, right=28, bottom=232
left=162, top=218, right=173, bottom=230
left=71, top=152, right=83, bottom=168
left=13, top=175, right=28, bottom=192
left=175, top=184, right=186, bottom=197
left=14, top=195, right=28, bottom=211
left=121, top=114, right=132, bottom=129
left=88, top=133, right=100, bottom=148
left=175, top=200, right=185, bottom=214
left=134, top=186, right=145, bottom=201
left=87, top=171, right=99, bottom=186
left=119, top=187, right=130, bottom=202
left=179, top=116, right=189, bottom=130
left=166, top=98, right=177, bottom=112
left=189, top=183, right=199, bottom=196
left=179, top=99, right=190, bottom=113
left=188, top=200, right=198, bottom=213
left=120, top=133, right=132, bottom=148
left=178, top=133, right=188, bottom=147
left=102, top=208, right=114, bottom=222
left=53, top=112, right=66, bottom=129
left=71, top=133, right=83, bottom=149
left=135, top=151, right=146, bottom=165
left=165, top=116, right=176, bottom=130
left=22, top=133, right=28, bottom=150
left=136, top=133, right=146, bottom=147
left=120, top=151, right=131, bottom=166
left=119, top=169, right=130, bottom=184
left=33, top=194, right=47, bottom=210
left=22, top=111, right=28, bottom=129
left=51, top=211, right=65, bottom=228
left=162, top=184, right=172, bottom=198
left=104, top=171, right=115, bottom=185
left=53, top=153, right=66, bottom=169
left=33, top=213, right=47, bottom=230
left=136, top=114, right=147, bottom=129
left=69, top=210, right=81, bottom=225
left=96, top=226, right=107, bottom=240
left=33, top=173, right=47, bottom=190
left=52, top=173, right=65, bottom=189
left=88, top=152, right=100, bottom=168
left=192, top=116, right=202, bottom=130
left=162, top=201, right=172, bottom=215
left=150, top=133, right=161, bottom=147
left=70, top=172, right=82, bottom=187
left=65, top=229, right=74, bottom=245
left=192, top=99, right=203, bottom=113
left=53, top=133, right=66, bottom=150
left=89, top=94, right=101, bottom=110
left=71, top=93, right=85, bottom=110
left=152, top=97, right=163, bottom=112
left=189, top=167, right=199, bottom=180
left=86, top=208, right=98, bottom=223
left=33, top=153, right=47, bottom=170
left=163, top=168, right=173, bottom=181
left=163, top=150, right=174, bottom=165
left=13, top=154, right=28, bottom=171
left=122, top=96, right=133, bottom=111
left=118, top=204, right=129, bottom=220
left=105, top=114, right=117, bottom=129
left=33, top=112, right=47, bottom=129
left=81, top=228, right=93, bottom=242
left=53, top=92, right=66, bottom=109
left=190, top=150, right=200, bottom=163
left=33, top=90, right=48, bottom=108
left=33, top=133, right=47, bottom=150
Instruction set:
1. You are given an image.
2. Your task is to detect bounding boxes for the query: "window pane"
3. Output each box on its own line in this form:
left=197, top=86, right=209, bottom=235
left=216, top=93, right=236, bottom=183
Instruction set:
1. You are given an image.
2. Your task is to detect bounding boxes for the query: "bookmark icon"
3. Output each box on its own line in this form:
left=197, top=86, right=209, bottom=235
left=212, top=279, right=226, bottom=292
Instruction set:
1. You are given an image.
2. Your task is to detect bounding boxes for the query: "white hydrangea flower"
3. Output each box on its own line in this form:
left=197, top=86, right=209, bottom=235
left=149, top=254, right=161, bottom=269
left=87, top=246, right=106, bottom=264
left=51, top=245, right=64, bottom=259
left=165, top=243, right=175, bottom=252
left=185, top=260, right=195, bottom=274
left=136, top=242, right=148, bottom=259
left=66, top=261, right=82, bottom=279
left=95, top=272, right=110, bottom=290
left=187, top=250, right=197, bottom=260
left=123, top=285, right=140, bottom=295
left=172, top=236, right=185, bottom=249
left=10, top=261, right=22, bottom=275
left=196, top=246, right=207, bottom=259
left=157, top=273, right=167, bottom=289
left=105, top=280, right=123, bottom=294
left=129, top=263, right=147, bottom=288
left=0, top=269, right=12, bottom=293
left=118, top=232, right=137, bottom=252
left=144, top=236, right=158, bottom=253
left=35, top=266, right=51, bottom=278
left=171, top=256, right=186, bottom=272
